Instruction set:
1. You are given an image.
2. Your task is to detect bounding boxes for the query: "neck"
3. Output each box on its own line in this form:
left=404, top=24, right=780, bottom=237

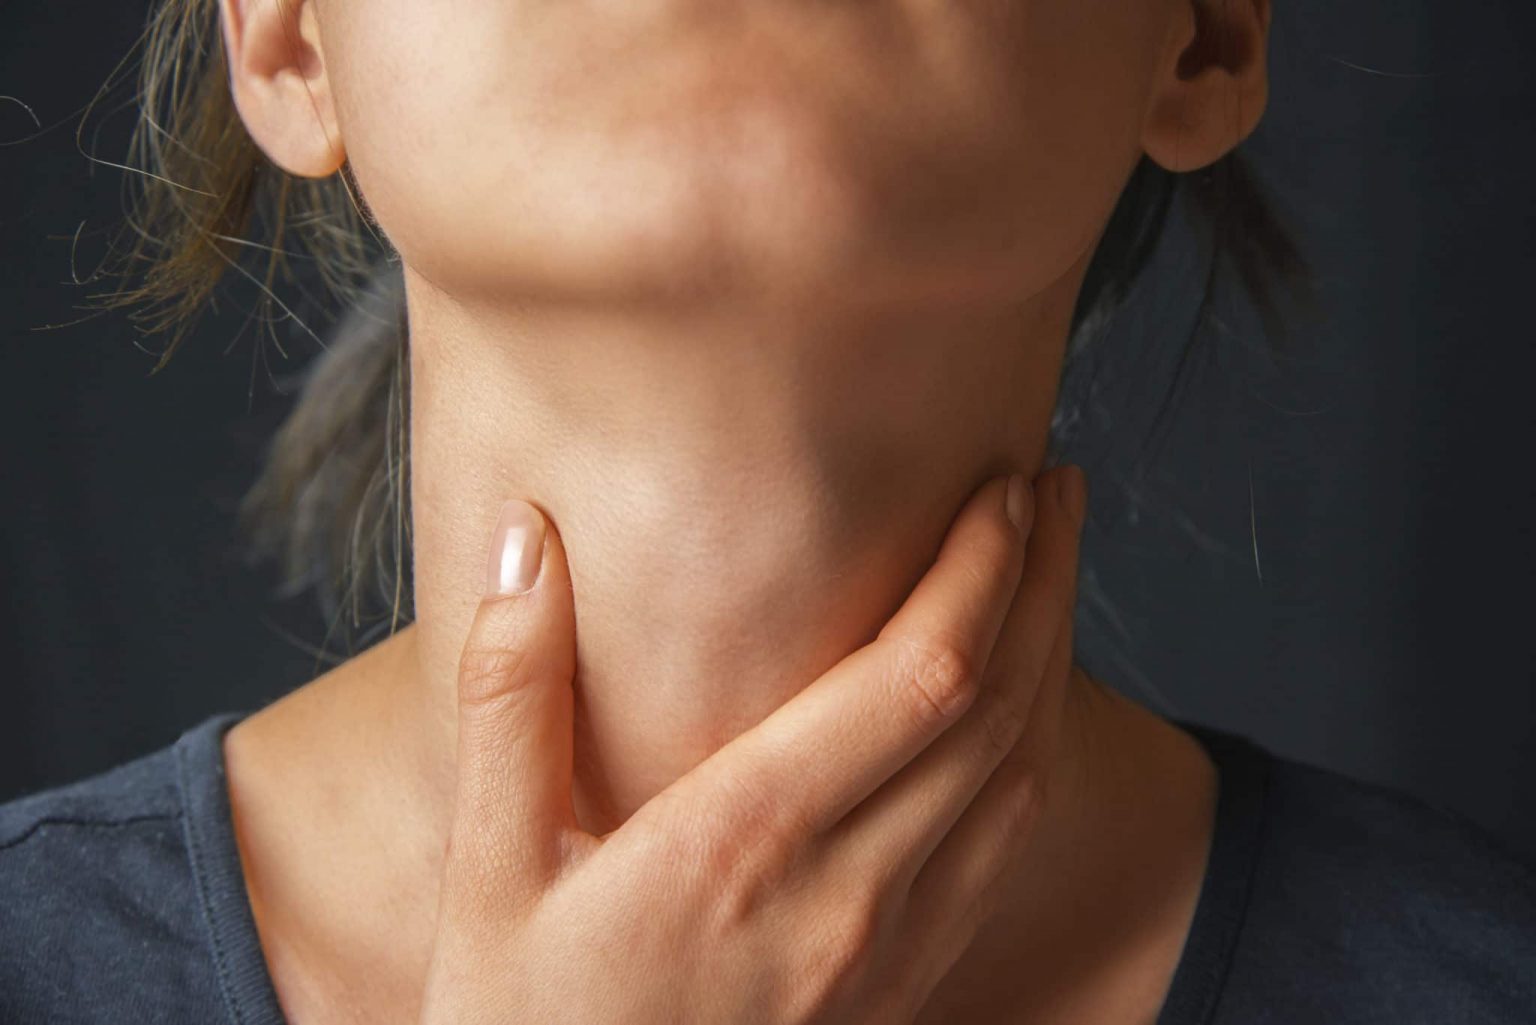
left=394, top=251, right=1089, bottom=836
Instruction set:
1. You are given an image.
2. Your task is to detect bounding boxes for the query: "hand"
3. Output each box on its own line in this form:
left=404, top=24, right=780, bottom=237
left=418, top=466, right=1089, bottom=1024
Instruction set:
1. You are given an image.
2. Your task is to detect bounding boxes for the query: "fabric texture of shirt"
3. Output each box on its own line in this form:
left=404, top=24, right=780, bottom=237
left=1, top=710, right=1533, bottom=1023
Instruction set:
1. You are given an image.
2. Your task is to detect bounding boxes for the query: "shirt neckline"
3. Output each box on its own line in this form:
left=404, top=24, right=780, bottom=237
left=1156, top=716, right=1272, bottom=1025
left=175, top=709, right=289, bottom=1025
left=172, top=709, right=1270, bottom=1025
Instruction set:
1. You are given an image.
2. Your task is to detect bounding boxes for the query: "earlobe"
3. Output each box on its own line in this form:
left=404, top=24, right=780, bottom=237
left=219, top=0, right=346, bottom=178
left=1141, top=0, right=1269, bottom=174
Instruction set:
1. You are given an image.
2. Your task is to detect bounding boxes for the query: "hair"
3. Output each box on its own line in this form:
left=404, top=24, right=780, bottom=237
left=81, top=0, right=1313, bottom=695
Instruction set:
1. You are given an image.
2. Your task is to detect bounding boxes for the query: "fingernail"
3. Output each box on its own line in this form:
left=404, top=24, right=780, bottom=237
left=1062, top=466, right=1087, bottom=526
left=1004, top=473, right=1032, bottom=534
left=485, top=499, right=547, bottom=597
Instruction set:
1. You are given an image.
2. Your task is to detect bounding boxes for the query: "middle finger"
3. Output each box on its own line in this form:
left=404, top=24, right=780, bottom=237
left=822, top=465, right=1087, bottom=895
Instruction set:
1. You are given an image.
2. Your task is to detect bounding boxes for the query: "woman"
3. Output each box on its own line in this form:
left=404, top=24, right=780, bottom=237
left=2, top=0, right=1533, bottom=1021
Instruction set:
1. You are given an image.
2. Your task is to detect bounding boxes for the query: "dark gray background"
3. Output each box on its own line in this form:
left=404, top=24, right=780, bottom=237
left=3, top=1, right=1534, bottom=861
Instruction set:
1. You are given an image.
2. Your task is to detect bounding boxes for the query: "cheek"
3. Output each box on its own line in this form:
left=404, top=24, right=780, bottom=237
left=1001, top=2, right=1168, bottom=269
left=844, top=2, right=1158, bottom=306
left=320, top=0, right=523, bottom=270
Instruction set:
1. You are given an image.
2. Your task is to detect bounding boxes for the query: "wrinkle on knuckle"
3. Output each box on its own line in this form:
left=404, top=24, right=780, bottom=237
left=892, top=636, right=978, bottom=726
left=951, top=537, right=1000, bottom=586
left=684, top=792, right=792, bottom=926
left=705, top=835, right=782, bottom=933
left=979, top=692, right=1026, bottom=762
left=456, top=645, right=531, bottom=707
left=823, top=896, right=883, bottom=991
left=789, top=889, right=886, bottom=1020
left=1003, top=771, right=1044, bottom=837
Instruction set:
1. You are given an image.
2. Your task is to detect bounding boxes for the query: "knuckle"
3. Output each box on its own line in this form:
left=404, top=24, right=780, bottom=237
left=893, top=636, right=979, bottom=726
left=705, top=840, right=764, bottom=924
left=819, top=894, right=884, bottom=988
left=793, top=892, right=885, bottom=1019
left=978, top=692, right=1027, bottom=762
left=952, top=540, right=1015, bottom=608
left=945, top=898, right=988, bottom=976
left=456, top=644, right=530, bottom=707
left=949, top=537, right=1000, bottom=590
left=706, top=835, right=793, bottom=935
left=684, top=790, right=796, bottom=925
left=1002, top=771, right=1045, bottom=837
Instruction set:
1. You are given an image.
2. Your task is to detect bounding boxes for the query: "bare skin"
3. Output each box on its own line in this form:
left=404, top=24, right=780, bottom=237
left=216, top=0, right=1266, bottom=1019
left=228, top=634, right=1216, bottom=1024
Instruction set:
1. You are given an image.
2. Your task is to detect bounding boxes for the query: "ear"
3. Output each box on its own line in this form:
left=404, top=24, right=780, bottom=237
left=219, top=0, right=345, bottom=177
left=1142, top=0, right=1270, bottom=173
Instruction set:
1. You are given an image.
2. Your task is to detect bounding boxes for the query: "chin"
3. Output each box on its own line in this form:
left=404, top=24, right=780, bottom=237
left=363, top=40, right=1067, bottom=316
left=386, top=122, right=1053, bottom=319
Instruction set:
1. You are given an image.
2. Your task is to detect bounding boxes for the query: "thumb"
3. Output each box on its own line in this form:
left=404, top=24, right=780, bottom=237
left=447, top=498, right=579, bottom=911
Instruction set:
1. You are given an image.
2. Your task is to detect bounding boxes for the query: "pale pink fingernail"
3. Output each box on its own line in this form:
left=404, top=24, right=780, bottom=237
left=1004, top=473, right=1031, bottom=534
left=484, top=500, right=546, bottom=597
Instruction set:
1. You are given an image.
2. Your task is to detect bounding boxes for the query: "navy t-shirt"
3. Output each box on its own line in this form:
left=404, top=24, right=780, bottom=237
left=1, top=710, right=1533, bottom=1023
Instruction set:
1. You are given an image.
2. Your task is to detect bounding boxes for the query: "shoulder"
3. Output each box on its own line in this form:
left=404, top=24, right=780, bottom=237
left=0, top=729, right=228, bottom=1022
left=1257, top=752, right=1536, bottom=934
left=0, top=737, right=183, bottom=848
left=1222, top=740, right=1536, bottom=1022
